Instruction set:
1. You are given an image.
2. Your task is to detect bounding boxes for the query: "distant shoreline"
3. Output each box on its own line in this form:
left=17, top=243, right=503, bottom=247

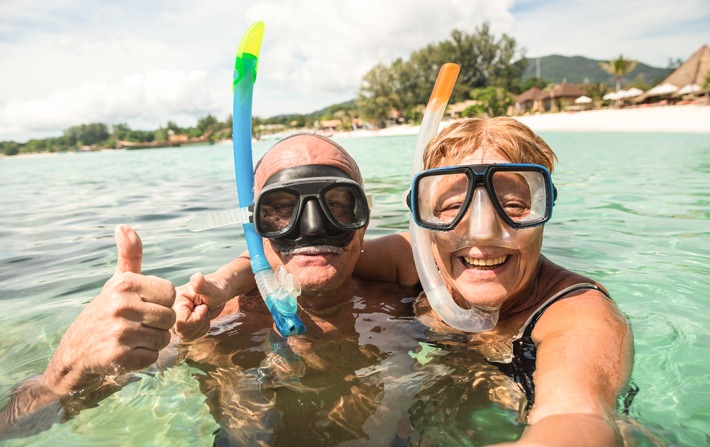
left=512, top=103, right=710, bottom=134
left=329, top=103, right=710, bottom=139
left=3, top=104, right=709, bottom=159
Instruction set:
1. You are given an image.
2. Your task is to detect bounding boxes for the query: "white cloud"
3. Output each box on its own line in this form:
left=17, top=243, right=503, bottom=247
left=510, top=0, right=709, bottom=63
left=0, top=69, right=219, bottom=140
left=0, top=0, right=707, bottom=141
left=255, top=0, right=514, bottom=97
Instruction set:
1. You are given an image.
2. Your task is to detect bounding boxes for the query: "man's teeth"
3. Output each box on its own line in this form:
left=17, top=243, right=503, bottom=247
left=462, top=255, right=508, bottom=267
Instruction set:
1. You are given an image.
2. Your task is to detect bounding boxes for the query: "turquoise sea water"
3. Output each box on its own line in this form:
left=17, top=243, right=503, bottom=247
left=0, top=132, right=709, bottom=446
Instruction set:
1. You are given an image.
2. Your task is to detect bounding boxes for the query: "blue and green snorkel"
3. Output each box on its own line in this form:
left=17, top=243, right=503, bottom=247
left=232, top=22, right=305, bottom=336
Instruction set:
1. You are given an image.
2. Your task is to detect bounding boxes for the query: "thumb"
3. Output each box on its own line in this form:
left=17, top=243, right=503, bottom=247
left=191, top=272, right=223, bottom=300
left=114, top=224, right=143, bottom=274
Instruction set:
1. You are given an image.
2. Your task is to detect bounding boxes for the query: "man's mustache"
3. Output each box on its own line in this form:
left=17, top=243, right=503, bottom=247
left=284, top=245, right=343, bottom=255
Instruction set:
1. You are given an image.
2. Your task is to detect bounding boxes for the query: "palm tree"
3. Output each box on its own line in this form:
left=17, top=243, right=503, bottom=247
left=599, top=55, right=637, bottom=107
left=582, top=83, right=611, bottom=109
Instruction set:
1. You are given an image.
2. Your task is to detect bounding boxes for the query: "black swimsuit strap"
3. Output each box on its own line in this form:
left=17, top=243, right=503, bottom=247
left=519, top=282, right=609, bottom=339
left=494, top=282, right=610, bottom=412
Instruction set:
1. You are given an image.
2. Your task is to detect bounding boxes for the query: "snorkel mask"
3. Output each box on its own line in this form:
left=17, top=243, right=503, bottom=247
left=410, top=163, right=556, bottom=252
left=255, top=164, right=370, bottom=253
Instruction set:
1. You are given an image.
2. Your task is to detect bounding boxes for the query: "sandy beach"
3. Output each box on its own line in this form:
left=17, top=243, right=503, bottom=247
left=332, top=104, right=710, bottom=139
left=3, top=104, right=708, bottom=159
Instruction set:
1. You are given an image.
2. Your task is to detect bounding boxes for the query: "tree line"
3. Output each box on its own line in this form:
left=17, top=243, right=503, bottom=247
left=0, top=115, right=231, bottom=156
left=1, top=22, right=638, bottom=157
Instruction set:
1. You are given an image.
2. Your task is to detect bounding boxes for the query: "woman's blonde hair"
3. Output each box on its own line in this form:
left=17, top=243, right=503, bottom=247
left=423, top=117, right=558, bottom=172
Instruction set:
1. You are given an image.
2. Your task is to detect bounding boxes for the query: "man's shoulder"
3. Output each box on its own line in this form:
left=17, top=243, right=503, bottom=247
left=218, top=289, right=269, bottom=317
left=356, top=278, right=421, bottom=299
left=353, top=278, right=421, bottom=314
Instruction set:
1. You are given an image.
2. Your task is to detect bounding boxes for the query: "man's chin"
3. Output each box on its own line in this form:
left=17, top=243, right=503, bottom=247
left=295, top=268, right=342, bottom=292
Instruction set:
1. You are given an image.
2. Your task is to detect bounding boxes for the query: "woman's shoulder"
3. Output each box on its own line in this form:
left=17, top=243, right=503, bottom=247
left=532, top=257, right=627, bottom=337
left=531, top=288, right=629, bottom=352
left=536, top=257, right=610, bottom=298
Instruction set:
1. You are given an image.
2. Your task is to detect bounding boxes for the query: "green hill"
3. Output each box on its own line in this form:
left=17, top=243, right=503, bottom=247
left=522, top=55, right=671, bottom=87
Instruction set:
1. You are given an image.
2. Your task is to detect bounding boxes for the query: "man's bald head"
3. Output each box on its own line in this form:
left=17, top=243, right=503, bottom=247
left=255, top=134, right=363, bottom=192
left=251, top=134, right=368, bottom=303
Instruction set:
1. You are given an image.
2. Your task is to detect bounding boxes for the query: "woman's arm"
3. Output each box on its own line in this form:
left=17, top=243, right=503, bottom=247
left=517, top=289, right=634, bottom=446
left=173, top=251, right=257, bottom=340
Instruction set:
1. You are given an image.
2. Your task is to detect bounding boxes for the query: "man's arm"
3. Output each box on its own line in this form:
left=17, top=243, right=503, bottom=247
left=354, top=233, right=419, bottom=286
left=0, top=226, right=176, bottom=439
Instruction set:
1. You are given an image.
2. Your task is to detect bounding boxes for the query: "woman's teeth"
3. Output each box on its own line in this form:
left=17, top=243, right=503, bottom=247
left=462, top=255, right=508, bottom=268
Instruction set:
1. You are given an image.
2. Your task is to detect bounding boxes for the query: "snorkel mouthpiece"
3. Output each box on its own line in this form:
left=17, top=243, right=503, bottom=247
left=233, top=22, right=305, bottom=336
left=410, top=63, right=500, bottom=332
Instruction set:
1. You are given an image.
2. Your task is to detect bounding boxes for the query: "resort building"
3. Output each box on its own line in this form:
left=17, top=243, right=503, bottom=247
left=513, top=82, right=590, bottom=114
left=634, top=44, right=710, bottom=104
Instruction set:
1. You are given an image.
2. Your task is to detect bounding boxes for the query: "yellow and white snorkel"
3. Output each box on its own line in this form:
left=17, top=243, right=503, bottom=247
left=409, top=63, right=499, bottom=332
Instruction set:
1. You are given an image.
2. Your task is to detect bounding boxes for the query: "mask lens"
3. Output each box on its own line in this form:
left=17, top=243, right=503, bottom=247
left=416, top=171, right=470, bottom=228
left=491, top=169, right=548, bottom=226
left=322, top=184, right=369, bottom=228
left=257, top=189, right=299, bottom=235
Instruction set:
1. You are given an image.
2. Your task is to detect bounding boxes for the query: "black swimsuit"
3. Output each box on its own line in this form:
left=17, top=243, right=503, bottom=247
left=492, top=282, right=610, bottom=411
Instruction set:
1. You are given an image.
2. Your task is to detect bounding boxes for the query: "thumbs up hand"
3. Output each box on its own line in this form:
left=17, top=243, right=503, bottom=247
left=42, top=225, right=176, bottom=395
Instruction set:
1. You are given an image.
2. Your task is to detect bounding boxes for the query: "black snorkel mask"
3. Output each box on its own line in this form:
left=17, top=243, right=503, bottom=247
left=254, top=165, right=370, bottom=252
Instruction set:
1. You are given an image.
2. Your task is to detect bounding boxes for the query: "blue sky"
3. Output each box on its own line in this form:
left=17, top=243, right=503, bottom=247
left=1, top=0, right=708, bottom=142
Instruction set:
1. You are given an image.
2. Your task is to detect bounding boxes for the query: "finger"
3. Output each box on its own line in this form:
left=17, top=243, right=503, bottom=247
left=142, top=275, right=176, bottom=307
left=193, top=304, right=209, bottom=322
left=175, top=283, right=196, bottom=302
left=174, top=294, right=195, bottom=321
left=114, top=347, right=161, bottom=373
left=119, top=326, right=172, bottom=352
left=114, top=225, right=143, bottom=275
left=112, top=273, right=176, bottom=307
left=184, top=305, right=210, bottom=341
left=140, top=302, right=177, bottom=330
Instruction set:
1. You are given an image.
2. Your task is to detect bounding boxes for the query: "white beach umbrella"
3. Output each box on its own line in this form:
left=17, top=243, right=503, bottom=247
left=603, top=92, right=618, bottom=100
left=646, top=83, right=678, bottom=97
left=621, top=88, right=644, bottom=98
left=575, top=95, right=593, bottom=104
left=675, top=84, right=701, bottom=95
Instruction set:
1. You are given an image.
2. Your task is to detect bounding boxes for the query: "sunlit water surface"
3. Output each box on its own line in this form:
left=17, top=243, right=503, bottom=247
left=1, top=132, right=709, bottom=446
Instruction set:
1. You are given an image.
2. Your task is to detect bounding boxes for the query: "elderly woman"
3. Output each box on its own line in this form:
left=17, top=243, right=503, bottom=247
left=357, top=116, right=634, bottom=446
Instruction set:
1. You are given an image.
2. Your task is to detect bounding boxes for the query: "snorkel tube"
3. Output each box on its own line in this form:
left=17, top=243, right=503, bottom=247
left=232, top=22, right=305, bottom=336
left=409, top=63, right=499, bottom=332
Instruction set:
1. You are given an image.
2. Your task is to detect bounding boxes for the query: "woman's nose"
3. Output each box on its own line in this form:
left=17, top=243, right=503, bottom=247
left=460, top=188, right=503, bottom=241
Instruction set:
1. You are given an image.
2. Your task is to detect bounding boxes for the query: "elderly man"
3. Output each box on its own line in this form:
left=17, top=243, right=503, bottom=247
left=172, top=134, right=421, bottom=445
left=1, top=134, right=421, bottom=445
left=173, top=133, right=418, bottom=339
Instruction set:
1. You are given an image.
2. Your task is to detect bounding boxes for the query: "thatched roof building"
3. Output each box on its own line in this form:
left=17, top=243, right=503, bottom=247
left=513, top=83, right=590, bottom=114
left=636, top=44, right=710, bottom=101
left=663, top=44, right=710, bottom=88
